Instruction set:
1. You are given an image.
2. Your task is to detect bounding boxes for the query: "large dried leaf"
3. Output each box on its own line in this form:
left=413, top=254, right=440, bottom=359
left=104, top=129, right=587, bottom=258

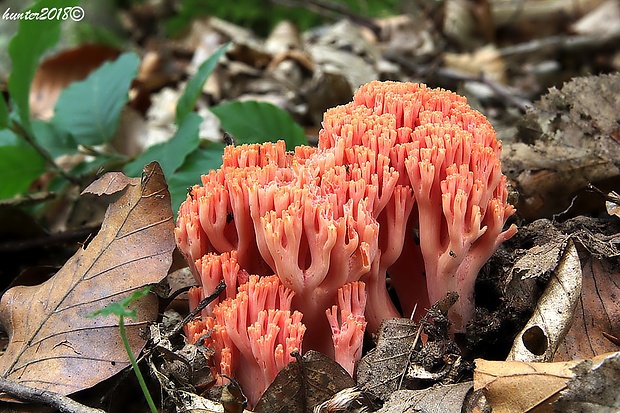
left=253, top=351, right=354, bottom=413
left=0, top=162, right=175, bottom=395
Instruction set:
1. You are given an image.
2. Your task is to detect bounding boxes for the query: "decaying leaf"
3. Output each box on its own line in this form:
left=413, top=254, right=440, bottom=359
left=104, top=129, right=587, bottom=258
left=253, top=351, right=354, bottom=413
left=554, top=248, right=620, bottom=360
left=504, top=72, right=620, bottom=220
left=507, top=240, right=581, bottom=362
left=0, top=162, right=175, bottom=396
left=377, top=382, right=473, bottom=413
left=356, top=318, right=418, bottom=401
left=509, top=235, right=570, bottom=281
left=474, top=352, right=620, bottom=413
left=81, top=171, right=137, bottom=196
left=555, top=352, right=620, bottom=412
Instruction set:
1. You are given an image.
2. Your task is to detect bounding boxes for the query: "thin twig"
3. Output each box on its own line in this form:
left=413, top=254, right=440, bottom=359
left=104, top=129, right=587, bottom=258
left=0, top=377, right=105, bottom=413
left=10, top=120, right=81, bottom=186
left=271, top=0, right=381, bottom=36
left=167, top=279, right=227, bottom=339
left=384, top=53, right=532, bottom=112
left=0, top=225, right=101, bottom=253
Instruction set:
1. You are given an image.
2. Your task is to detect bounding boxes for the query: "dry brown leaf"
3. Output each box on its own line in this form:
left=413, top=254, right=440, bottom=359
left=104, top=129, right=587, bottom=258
left=554, top=251, right=620, bottom=360
left=29, top=44, right=121, bottom=120
left=0, top=162, right=175, bottom=395
left=253, top=351, right=355, bottom=413
left=474, top=352, right=619, bottom=413
left=377, top=382, right=473, bottom=413
left=475, top=358, right=575, bottom=413
left=357, top=318, right=418, bottom=401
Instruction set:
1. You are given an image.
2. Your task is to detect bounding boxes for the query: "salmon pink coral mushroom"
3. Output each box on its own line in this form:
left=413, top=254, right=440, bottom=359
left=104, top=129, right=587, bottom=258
left=186, top=275, right=305, bottom=409
left=177, top=80, right=517, bottom=404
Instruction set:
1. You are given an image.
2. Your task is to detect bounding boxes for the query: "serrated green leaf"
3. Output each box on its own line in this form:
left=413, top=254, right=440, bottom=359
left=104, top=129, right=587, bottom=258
left=124, top=112, right=202, bottom=178
left=52, top=52, right=140, bottom=146
left=168, top=142, right=225, bottom=216
left=176, top=42, right=230, bottom=124
left=0, top=130, right=47, bottom=199
left=8, top=0, right=78, bottom=132
left=210, top=100, right=308, bottom=147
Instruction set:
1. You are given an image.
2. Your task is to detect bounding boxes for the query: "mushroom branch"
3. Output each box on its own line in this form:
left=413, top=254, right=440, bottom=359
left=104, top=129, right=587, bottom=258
left=176, top=80, right=517, bottom=403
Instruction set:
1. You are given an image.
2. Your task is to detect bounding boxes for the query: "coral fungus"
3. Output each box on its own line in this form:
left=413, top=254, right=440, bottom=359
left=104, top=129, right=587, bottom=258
left=176, top=80, right=516, bottom=404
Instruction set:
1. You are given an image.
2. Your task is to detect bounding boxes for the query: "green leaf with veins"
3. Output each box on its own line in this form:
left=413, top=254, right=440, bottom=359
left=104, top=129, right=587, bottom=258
left=210, top=100, right=308, bottom=147
left=52, top=52, right=140, bottom=146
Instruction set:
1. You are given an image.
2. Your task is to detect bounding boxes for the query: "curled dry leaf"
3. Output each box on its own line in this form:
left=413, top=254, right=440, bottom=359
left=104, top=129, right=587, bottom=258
left=0, top=162, right=175, bottom=396
left=507, top=240, right=582, bottom=362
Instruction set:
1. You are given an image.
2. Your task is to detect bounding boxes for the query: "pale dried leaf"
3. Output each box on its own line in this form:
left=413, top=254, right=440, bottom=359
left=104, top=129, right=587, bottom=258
left=507, top=240, right=582, bottom=362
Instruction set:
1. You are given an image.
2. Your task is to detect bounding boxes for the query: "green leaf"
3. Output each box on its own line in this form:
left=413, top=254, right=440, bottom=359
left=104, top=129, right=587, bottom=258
left=210, top=100, right=308, bottom=147
left=0, top=130, right=47, bottom=199
left=52, top=52, right=140, bottom=146
left=89, top=287, right=152, bottom=320
left=168, top=142, right=225, bottom=216
left=176, top=42, right=230, bottom=124
left=0, top=95, right=8, bottom=129
left=8, top=0, right=78, bottom=131
left=124, top=112, right=202, bottom=178
left=32, top=119, right=78, bottom=158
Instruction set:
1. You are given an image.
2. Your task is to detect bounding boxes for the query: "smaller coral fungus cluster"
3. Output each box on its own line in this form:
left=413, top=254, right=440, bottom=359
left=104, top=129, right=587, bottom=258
left=176, top=81, right=517, bottom=407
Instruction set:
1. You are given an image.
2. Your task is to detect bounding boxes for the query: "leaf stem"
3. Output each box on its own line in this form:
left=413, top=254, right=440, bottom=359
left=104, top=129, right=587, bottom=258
left=119, top=315, right=158, bottom=413
left=10, top=120, right=81, bottom=185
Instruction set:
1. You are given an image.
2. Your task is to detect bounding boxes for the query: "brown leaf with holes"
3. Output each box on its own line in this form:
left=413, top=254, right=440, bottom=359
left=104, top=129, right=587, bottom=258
left=0, top=162, right=175, bottom=395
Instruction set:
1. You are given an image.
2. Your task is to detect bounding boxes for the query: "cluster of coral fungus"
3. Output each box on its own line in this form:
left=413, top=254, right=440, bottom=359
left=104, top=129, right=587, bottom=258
left=175, top=81, right=517, bottom=407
